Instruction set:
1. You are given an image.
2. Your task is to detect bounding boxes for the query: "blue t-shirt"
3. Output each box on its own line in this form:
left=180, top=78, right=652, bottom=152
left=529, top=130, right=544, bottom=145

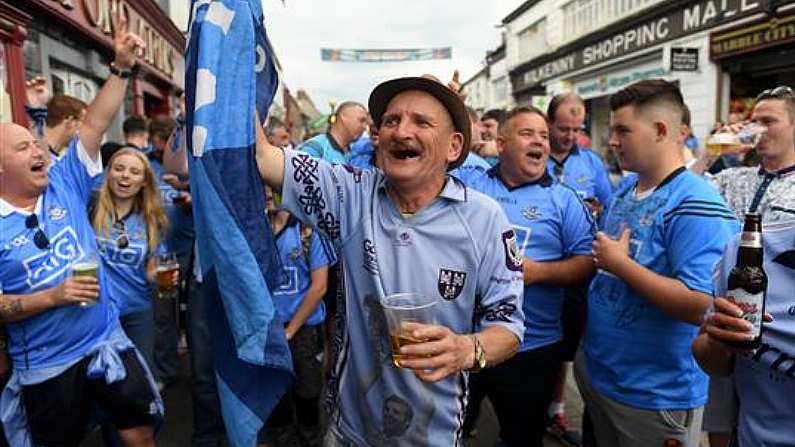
left=585, top=168, right=739, bottom=409
left=547, top=145, right=613, bottom=206
left=298, top=133, right=347, bottom=164
left=97, top=212, right=153, bottom=316
left=348, top=136, right=376, bottom=170
left=272, top=219, right=336, bottom=326
left=281, top=150, right=524, bottom=446
left=450, top=152, right=492, bottom=182
left=713, top=222, right=795, bottom=446
left=150, top=158, right=194, bottom=257
left=0, top=137, right=117, bottom=370
left=469, top=167, right=595, bottom=351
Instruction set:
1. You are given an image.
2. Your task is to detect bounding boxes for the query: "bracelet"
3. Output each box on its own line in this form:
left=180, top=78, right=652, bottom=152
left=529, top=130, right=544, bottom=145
left=109, top=62, right=135, bottom=79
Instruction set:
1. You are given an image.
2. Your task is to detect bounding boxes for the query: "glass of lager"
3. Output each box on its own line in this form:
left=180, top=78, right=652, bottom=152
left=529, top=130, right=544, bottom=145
left=72, top=253, right=99, bottom=307
left=706, top=122, right=766, bottom=156
left=156, top=252, right=180, bottom=300
left=380, top=293, right=438, bottom=368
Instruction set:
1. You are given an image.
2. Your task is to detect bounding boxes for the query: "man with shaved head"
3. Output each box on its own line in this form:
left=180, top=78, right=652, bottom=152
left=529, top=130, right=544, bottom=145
left=299, top=101, right=369, bottom=164
left=254, top=75, right=524, bottom=445
left=575, top=80, right=738, bottom=447
left=0, top=22, right=162, bottom=446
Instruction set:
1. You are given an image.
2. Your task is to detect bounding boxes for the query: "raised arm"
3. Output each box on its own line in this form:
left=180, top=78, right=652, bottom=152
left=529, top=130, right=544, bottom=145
left=79, top=17, right=144, bottom=159
left=255, top=114, right=286, bottom=190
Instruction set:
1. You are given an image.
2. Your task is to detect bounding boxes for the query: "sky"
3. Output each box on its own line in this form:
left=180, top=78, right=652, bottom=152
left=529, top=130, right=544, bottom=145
left=262, top=0, right=522, bottom=114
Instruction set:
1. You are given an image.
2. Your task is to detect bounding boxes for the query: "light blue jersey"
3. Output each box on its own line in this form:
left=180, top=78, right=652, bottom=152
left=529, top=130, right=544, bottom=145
left=469, top=167, right=595, bottom=351
left=713, top=222, right=795, bottom=447
left=97, top=212, right=153, bottom=316
left=272, top=218, right=336, bottom=326
left=547, top=145, right=612, bottom=206
left=298, top=133, right=347, bottom=164
left=281, top=150, right=524, bottom=446
left=0, top=137, right=117, bottom=370
left=585, top=168, right=739, bottom=409
left=450, top=152, right=492, bottom=182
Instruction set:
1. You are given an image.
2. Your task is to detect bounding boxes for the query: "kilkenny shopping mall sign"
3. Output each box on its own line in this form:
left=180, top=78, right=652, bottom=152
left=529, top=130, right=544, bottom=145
left=512, top=0, right=765, bottom=92
left=710, top=12, right=795, bottom=59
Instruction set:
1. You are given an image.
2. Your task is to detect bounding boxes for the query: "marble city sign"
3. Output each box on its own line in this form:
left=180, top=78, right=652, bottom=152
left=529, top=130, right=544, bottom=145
left=710, top=13, right=795, bottom=60
left=512, top=0, right=764, bottom=91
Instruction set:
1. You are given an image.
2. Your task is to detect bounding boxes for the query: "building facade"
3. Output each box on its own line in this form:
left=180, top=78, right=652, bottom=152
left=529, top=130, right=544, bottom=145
left=503, top=0, right=795, bottom=155
left=0, top=0, right=185, bottom=141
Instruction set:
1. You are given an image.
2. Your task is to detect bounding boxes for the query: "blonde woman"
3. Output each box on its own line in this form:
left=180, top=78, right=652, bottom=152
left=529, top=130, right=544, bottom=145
left=92, top=148, right=177, bottom=369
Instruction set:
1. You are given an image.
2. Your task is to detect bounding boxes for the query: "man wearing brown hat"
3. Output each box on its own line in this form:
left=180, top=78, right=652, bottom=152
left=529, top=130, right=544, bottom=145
left=255, top=76, right=524, bottom=446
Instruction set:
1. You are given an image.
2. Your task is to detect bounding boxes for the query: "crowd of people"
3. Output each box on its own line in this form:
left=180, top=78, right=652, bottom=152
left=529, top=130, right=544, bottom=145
left=1, top=19, right=794, bottom=447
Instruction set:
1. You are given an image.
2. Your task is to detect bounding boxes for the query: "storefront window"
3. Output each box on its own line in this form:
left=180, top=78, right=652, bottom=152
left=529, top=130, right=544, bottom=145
left=493, top=76, right=508, bottom=104
left=50, top=66, right=97, bottom=103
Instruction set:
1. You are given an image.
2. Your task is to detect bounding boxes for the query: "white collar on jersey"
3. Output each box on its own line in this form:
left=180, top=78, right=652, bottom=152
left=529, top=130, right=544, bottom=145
left=0, top=195, right=44, bottom=217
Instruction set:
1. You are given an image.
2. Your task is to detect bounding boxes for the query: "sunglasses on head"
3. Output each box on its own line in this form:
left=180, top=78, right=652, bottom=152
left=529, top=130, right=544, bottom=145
left=756, top=86, right=795, bottom=102
left=25, top=214, right=50, bottom=250
left=112, top=220, right=129, bottom=249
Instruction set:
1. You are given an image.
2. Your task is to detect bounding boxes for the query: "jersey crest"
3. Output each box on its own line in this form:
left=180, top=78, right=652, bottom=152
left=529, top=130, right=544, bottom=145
left=437, top=268, right=467, bottom=300
left=501, top=229, right=523, bottom=272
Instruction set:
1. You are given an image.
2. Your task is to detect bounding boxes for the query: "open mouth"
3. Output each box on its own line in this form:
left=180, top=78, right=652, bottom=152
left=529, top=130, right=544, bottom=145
left=392, top=146, right=421, bottom=160
left=31, top=161, right=46, bottom=173
left=526, top=149, right=544, bottom=160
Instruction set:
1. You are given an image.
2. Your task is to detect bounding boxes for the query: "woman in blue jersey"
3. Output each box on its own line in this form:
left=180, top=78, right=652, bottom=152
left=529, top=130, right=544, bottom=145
left=92, top=148, right=176, bottom=369
left=259, top=188, right=336, bottom=447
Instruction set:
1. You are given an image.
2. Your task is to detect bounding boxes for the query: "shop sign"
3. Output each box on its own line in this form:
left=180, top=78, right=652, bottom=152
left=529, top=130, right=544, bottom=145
left=38, top=0, right=180, bottom=81
left=575, top=67, right=669, bottom=98
left=710, top=13, right=795, bottom=60
left=512, top=0, right=763, bottom=92
left=670, top=47, right=699, bottom=71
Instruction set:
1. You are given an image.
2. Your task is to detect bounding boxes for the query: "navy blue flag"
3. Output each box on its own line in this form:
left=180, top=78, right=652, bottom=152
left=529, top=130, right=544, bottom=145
left=184, top=1, right=292, bottom=445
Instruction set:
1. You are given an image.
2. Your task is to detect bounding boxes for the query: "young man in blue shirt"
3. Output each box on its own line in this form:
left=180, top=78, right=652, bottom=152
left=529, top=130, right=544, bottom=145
left=464, top=106, right=595, bottom=446
left=0, top=22, right=161, bottom=447
left=693, top=220, right=795, bottom=447
left=255, top=75, right=525, bottom=446
left=576, top=79, right=739, bottom=447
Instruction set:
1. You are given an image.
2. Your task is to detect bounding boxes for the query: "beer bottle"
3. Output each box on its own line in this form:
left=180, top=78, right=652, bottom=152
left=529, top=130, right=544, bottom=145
left=726, top=213, right=767, bottom=350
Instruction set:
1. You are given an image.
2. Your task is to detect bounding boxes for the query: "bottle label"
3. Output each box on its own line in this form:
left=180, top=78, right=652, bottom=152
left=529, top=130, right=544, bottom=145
left=726, top=288, right=764, bottom=337
left=739, top=231, right=762, bottom=248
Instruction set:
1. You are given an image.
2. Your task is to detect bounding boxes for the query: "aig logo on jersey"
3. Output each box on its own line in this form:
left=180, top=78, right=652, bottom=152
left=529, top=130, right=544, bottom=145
left=47, top=205, right=67, bottom=220
left=23, top=226, right=84, bottom=289
left=502, top=230, right=523, bottom=272
left=438, top=269, right=467, bottom=300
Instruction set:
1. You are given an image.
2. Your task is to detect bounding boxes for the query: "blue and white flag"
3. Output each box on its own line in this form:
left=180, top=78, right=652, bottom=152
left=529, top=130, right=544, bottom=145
left=185, top=1, right=292, bottom=446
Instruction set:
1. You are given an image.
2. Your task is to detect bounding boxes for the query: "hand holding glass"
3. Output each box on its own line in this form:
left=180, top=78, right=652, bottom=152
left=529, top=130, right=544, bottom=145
left=72, top=253, right=99, bottom=307
left=156, top=252, right=180, bottom=299
left=380, top=293, right=438, bottom=368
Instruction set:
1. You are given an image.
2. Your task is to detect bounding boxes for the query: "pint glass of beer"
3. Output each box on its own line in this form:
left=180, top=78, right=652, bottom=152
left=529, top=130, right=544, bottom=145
left=72, top=253, right=99, bottom=308
left=380, top=293, right=438, bottom=368
left=156, top=252, right=180, bottom=300
left=706, top=123, right=766, bottom=156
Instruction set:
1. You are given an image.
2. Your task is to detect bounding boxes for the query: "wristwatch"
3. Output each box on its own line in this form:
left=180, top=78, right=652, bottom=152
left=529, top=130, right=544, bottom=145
left=468, top=334, right=487, bottom=372
left=109, top=62, right=136, bottom=79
